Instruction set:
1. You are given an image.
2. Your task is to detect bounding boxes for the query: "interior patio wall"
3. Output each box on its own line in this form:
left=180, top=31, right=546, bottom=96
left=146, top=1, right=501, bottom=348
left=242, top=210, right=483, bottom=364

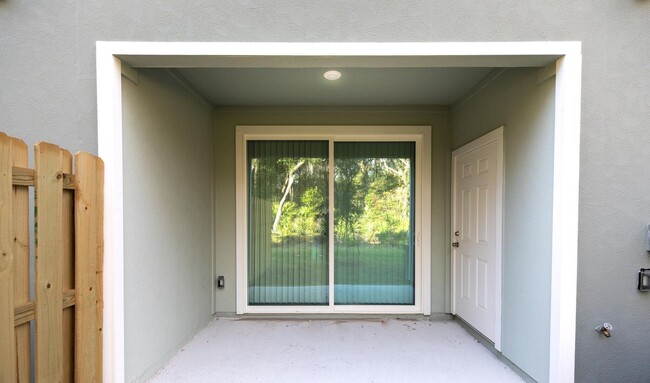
left=452, top=67, right=556, bottom=382
left=121, top=69, right=215, bottom=382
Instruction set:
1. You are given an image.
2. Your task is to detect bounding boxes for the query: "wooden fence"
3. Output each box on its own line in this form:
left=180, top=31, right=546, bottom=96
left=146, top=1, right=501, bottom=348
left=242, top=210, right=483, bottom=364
left=0, top=132, right=103, bottom=382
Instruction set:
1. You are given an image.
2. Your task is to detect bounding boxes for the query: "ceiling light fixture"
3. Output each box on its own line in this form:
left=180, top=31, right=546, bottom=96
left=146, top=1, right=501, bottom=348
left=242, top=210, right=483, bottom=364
left=323, top=70, right=342, bottom=81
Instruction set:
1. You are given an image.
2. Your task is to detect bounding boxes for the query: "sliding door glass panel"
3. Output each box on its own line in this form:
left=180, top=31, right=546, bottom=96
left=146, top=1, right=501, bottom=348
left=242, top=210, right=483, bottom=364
left=247, top=141, right=329, bottom=305
left=334, top=142, right=415, bottom=305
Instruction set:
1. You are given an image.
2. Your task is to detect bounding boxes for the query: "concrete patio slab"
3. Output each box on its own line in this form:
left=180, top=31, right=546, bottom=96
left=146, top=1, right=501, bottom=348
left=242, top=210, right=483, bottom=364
left=147, top=318, right=524, bottom=383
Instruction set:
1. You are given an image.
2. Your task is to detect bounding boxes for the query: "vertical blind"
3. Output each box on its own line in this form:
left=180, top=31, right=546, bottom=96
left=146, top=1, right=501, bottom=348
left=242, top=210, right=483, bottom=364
left=247, top=140, right=415, bottom=306
left=247, top=141, right=329, bottom=305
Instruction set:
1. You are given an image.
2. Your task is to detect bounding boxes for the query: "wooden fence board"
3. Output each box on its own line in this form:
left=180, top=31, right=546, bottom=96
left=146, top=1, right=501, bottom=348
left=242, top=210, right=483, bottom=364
left=12, top=166, right=76, bottom=190
left=14, top=289, right=75, bottom=327
left=35, top=142, right=64, bottom=382
left=12, top=166, right=35, bottom=186
left=11, top=138, right=30, bottom=383
left=62, top=150, right=75, bottom=383
left=74, top=152, right=104, bottom=382
left=0, top=133, right=17, bottom=382
left=0, top=132, right=103, bottom=382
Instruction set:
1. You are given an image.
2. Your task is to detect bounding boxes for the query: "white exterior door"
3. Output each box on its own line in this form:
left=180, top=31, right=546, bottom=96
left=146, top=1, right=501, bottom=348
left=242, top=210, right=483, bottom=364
left=452, top=127, right=503, bottom=349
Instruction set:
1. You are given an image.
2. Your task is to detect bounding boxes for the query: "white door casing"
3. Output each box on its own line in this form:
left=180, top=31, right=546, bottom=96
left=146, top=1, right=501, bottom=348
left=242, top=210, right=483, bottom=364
left=452, top=126, right=503, bottom=350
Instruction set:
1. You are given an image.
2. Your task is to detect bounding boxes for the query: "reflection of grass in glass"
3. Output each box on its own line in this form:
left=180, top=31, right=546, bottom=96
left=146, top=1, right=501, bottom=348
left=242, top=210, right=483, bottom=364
left=249, top=241, right=328, bottom=288
left=249, top=242, right=413, bottom=287
left=335, top=244, right=412, bottom=286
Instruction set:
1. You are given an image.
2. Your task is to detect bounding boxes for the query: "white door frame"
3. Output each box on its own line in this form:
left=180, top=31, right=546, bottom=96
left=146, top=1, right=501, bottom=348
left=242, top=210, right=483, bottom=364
left=97, top=41, right=581, bottom=383
left=451, top=126, right=504, bottom=351
left=234, top=125, right=432, bottom=315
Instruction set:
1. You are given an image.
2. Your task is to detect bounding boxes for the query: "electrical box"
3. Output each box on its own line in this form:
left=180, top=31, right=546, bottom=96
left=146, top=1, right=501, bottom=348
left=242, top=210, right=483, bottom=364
left=217, top=276, right=225, bottom=288
left=647, top=224, right=650, bottom=252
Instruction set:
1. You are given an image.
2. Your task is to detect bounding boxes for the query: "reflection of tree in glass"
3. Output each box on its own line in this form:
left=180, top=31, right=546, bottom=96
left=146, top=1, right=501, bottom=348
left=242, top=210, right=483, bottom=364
left=335, top=158, right=367, bottom=245
left=272, top=160, right=305, bottom=233
left=251, top=156, right=328, bottom=243
left=251, top=153, right=410, bottom=247
left=336, top=157, right=411, bottom=247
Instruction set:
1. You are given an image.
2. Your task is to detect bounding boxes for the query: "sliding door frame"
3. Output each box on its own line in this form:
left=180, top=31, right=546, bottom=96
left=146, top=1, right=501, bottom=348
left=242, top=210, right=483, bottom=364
left=235, top=125, right=432, bottom=314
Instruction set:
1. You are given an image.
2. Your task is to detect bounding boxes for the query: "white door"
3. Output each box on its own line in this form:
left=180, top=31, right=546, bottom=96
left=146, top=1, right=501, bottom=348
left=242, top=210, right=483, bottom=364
left=452, top=127, right=503, bottom=349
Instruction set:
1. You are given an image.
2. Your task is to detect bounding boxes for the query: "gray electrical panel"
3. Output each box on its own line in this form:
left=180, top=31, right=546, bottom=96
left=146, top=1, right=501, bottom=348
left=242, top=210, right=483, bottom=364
left=647, top=224, right=650, bottom=252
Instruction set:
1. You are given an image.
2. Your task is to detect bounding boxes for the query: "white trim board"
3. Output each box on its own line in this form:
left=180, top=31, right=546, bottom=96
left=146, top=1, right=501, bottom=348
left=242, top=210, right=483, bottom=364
left=96, top=41, right=581, bottom=383
left=234, top=125, right=432, bottom=315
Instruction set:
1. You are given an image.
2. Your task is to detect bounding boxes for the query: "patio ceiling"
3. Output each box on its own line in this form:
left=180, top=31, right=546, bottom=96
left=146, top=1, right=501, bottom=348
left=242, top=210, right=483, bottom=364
left=177, top=67, right=494, bottom=106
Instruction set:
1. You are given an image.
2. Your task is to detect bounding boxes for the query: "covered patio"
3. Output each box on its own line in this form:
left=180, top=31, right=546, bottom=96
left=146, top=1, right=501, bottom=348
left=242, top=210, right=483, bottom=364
left=100, top=42, right=581, bottom=382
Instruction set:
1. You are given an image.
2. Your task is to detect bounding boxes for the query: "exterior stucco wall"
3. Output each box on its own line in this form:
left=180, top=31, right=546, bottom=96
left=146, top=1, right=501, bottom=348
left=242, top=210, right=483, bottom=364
left=452, top=68, right=556, bottom=383
left=122, top=69, right=214, bottom=382
left=213, top=107, right=451, bottom=314
left=2, top=2, right=649, bottom=382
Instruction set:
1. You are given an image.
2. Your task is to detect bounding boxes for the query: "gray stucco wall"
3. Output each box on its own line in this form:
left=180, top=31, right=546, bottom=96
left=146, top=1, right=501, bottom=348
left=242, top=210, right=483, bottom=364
left=122, top=69, right=214, bottom=382
left=213, top=107, right=451, bottom=314
left=2, top=2, right=649, bottom=382
left=452, top=68, right=556, bottom=383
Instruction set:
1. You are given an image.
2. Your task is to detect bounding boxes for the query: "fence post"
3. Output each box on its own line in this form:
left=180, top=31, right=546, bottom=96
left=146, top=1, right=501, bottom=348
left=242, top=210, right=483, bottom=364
left=0, top=133, right=17, bottom=382
left=75, top=152, right=104, bottom=382
left=35, top=142, right=64, bottom=382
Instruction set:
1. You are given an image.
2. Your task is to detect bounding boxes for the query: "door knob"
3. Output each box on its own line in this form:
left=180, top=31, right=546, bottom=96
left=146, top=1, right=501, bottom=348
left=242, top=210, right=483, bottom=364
left=452, top=242, right=459, bottom=248
left=454, top=231, right=460, bottom=237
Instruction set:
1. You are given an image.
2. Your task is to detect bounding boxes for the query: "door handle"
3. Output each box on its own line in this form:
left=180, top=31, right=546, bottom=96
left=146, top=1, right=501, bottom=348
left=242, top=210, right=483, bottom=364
left=452, top=242, right=459, bottom=248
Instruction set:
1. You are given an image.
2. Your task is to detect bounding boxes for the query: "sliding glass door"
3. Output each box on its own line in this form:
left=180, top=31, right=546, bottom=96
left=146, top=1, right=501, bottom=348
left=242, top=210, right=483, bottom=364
left=247, top=141, right=329, bottom=305
left=245, top=137, right=417, bottom=308
left=334, top=142, right=415, bottom=305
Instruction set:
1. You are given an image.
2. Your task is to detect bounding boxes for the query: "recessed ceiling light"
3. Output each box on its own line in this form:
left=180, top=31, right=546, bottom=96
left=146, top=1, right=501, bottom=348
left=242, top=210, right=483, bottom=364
left=323, top=70, right=342, bottom=81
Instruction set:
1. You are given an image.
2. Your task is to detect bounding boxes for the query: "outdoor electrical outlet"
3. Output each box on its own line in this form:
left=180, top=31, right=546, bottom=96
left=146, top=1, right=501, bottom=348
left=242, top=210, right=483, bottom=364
left=217, top=276, right=225, bottom=288
left=639, top=269, right=650, bottom=291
